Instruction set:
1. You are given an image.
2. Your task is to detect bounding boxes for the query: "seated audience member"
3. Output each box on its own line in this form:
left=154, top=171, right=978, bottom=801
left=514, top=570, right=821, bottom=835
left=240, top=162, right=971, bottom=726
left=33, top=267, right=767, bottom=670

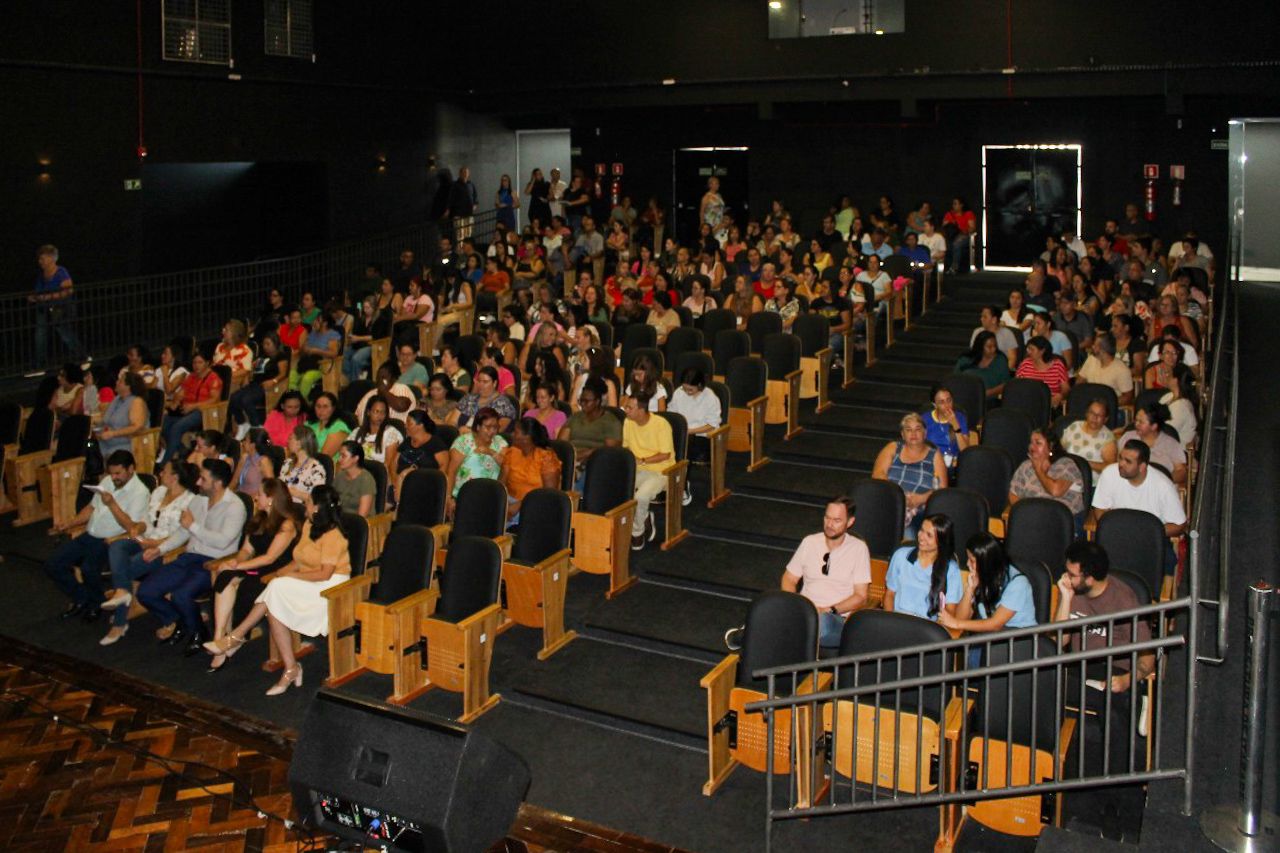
left=422, top=373, right=462, bottom=428
left=956, top=331, right=1012, bottom=398
left=1160, top=365, right=1198, bottom=446
left=645, top=291, right=680, bottom=345
left=1015, top=335, right=1071, bottom=408
left=1061, top=399, right=1117, bottom=484
left=394, top=342, right=430, bottom=391
left=623, top=392, right=674, bottom=551
left=558, top=378, right=622, bottom=490
left=667, top=368, right=721, bottom=467
left=333, top=441, right=376, bottom=516
left=1091, top=440, right=1187, bottom=575
left=1146, top=327, right=1199, bottom=372
left=1054, top=539, right=1154, bottom=776
left=44, top=450, right=150, bottom=621
left=202, top=478, right=302, bottom=671
left=972, top=305, right=1020, bottom=368
left=884, top=514, right=962, bottom=622
left=1023, top=271, right=1055, bottom=314
left=457, top=365, right=517, bottom=432
left=120, top=344, right=158, bottom=389
left=352, top=397, right=403, bottom=477
left=1110, top=312, right=1147, bottom=375
left=860, top=227, right=893, bottom=260
left=872, top=412, right=947, bottom=536
left=280, top=425, right=327, bottom=500
left=1117, top=402, right=1187, bottom=485
left=1144, top=338, right=1184, bottom=393
left=354, top=362, right=415, bottom=422
left=921, top=383, right=969, bottom=472
left=308, top=392, right=352, bottom=458
left=342, top=295, right=386, bottom=383
left=97, top=372, right=150, bottom=460
left=445, top=407, right=508, bottom=515
left=1008, top=427, right=1086, bottom=524
left=136, top=459, right=247, bottom=653
left=395, top=410, right=450, bottom=481
left=264, top=391, right=306, bottom=449
left=289, top=312, right=341, bottom=399
left=622, top=354, right=667, bottom=413
left=772, top=496, right=871, bottom=648
left=479, top=346, right=517, bottom=396
left=525, top=382, right=567, bottom=437
left=501, top=417, right=561, bottom=523
left=209, top=486, right=351, bottom=696
left=856, top=254, right=893, bottom=308
left=1052, top=292, right=1094, bottom=350
left=233, top=428, right=275, bottom=496
left=100, top=459, right=200, bottom=644
left=1000, top=290, right=1033, bottom=334
left=213, top=319, right=253, bottom=386
left=159, top=351, right=222, bottom=464
left=228, top=332, right=290, bottom=431
left=724, top=274, right=763, bottom=329
left=938, top=533, right=1037, bottom=659
left=1076, top=332, right=1135, bottom=404
left=277, top=309, right=306, bottom=352
left=1147, top=293, right=1198, bottom=350
left=764, top=276, right=801, bottom=331
left=187, top=429, right=231, bottom=467
left=809, top=276, right=853, bottom=363
left=1030, top=311, right=1074, bottom=369
left=753, top=262, right=780, bottom=301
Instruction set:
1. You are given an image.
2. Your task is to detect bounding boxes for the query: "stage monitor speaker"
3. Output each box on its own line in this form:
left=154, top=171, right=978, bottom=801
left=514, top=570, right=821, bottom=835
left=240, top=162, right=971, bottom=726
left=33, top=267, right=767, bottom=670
left=289, top=689, right=530, bottom=852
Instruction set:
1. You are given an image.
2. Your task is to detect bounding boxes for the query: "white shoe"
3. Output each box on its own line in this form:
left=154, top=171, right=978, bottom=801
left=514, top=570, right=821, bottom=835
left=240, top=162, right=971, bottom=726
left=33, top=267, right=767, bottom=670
left=235, top=422, right=251, bottom=441
left=101, top=591, right=132, bottom=611
left=99, top=625, right=128, bottom=646
left=682, top=487, right=692, bottom=507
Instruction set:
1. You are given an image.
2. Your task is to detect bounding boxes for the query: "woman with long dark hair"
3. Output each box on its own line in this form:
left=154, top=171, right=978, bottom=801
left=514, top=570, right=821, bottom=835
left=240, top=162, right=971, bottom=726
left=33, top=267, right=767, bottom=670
left=883, top=513, right=962, bottom=622
left=955, top=330, right=1011, bottom=397
left=938, top=533, right=1037, bottom=640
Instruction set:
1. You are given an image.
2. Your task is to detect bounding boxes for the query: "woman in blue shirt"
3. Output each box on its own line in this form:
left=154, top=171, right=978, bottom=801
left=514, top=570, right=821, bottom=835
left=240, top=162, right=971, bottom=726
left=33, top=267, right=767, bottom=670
left=939, top=532, right=1038, bottom=665
left=884, top=513, right=963, bottom=622
left=921, top=383, right=969, bottom=475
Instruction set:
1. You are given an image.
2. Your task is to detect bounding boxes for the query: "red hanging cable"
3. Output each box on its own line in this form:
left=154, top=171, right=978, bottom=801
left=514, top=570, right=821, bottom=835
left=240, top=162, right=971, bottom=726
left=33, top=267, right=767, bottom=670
left=136, top=0, right=146, bottom=159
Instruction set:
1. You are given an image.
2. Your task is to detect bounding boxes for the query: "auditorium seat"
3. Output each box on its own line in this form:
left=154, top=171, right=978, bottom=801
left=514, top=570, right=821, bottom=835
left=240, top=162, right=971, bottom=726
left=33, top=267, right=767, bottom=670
left=848, top=479, right=906, bottom=606
left=570, top=446, right=637, bottom=598
left=725, top=356, right=769, bottom=472
left=500, top=487, right=576, bottom=659
left=792, top=312, right=832, bottom=408
left=762, top=333, right=803, bottom=438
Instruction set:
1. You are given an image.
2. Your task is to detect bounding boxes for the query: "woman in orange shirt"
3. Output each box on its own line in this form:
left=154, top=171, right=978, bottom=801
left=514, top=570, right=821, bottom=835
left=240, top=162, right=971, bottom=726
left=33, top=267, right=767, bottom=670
left=500, top=417, right=562, bottom=524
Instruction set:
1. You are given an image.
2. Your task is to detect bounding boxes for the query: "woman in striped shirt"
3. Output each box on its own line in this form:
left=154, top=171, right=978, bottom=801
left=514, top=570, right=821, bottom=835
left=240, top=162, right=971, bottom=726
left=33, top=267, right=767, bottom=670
left=1014, top=335, right=1070, bottom=408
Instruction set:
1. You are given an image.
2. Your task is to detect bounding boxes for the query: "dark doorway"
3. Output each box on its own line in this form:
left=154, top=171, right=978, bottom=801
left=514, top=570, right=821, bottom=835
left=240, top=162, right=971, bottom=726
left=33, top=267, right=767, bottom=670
left=982, top=145, right=1080, bottom=268
left=673, top=148, right=749, bottom=244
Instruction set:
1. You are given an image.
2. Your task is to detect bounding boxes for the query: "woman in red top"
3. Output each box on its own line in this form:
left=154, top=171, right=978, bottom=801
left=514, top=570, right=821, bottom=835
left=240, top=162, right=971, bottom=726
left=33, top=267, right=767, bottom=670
left=277, top=308, right=307, bottom=351
left=159, top=350, right=223, bottom=464
left=213, top=319, right=254, bottom=386
left=942, top=197, right=977, bottom=275
left=1014, top=335, right=1071, bottom=408
left=264, top=390, right=306, bottom=448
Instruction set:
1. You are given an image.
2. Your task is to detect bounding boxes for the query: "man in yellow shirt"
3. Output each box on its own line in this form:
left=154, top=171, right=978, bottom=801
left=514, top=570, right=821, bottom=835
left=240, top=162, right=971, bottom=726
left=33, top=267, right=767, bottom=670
left=622, top=392, right=674, bottom=550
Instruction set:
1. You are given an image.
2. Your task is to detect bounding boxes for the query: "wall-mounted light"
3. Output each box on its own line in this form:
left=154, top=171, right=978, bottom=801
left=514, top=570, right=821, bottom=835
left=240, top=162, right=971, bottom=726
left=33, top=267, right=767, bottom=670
left=36, top=158, right=52, bottom=181
left=375, top=153, right=388, bottom=174
left=768, top=1, right=782, bottom=9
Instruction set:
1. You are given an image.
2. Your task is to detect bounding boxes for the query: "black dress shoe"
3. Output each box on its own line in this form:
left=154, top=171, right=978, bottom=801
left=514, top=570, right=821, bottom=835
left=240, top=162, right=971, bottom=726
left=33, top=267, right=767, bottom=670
left=162, top=626, right=188, bottom=647
left=183, top=630, right=210, bottom=658
left=60, top=603, right=85, bottom=619
left=80, top=606, right=102, bottom=623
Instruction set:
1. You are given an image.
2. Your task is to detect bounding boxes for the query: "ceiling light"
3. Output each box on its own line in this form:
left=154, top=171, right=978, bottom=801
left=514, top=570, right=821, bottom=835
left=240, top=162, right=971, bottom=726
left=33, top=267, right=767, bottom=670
left=769, top=1, right=782, bottom=9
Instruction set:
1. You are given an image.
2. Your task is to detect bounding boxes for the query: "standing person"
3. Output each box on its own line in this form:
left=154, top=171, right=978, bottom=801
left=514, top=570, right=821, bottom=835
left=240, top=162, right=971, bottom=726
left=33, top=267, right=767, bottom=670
left=30, top=244, right=86, bottom=369
left=622, top=392, right=674, bottom=551
left=135, top=459, right=247, bottom=654
left=547, top=168, right=567, bottom=223
left=942, top=197, right=977, bottom=275
left=44, top=450, right=150, bottom=621
left=446, top=166, right=478, bottom=239
left=772, top=496, right=871, bottom=648
left=700, top=176, right=726, bottom=243
left=525, top=168, right=552, bottom=230
left=495, top=174, right=519, bottom=232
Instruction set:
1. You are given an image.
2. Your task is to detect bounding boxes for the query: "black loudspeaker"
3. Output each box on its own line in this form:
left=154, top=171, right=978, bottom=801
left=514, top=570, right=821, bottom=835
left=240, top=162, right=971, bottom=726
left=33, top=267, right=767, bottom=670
left=289, top=689, right=531, bottom=853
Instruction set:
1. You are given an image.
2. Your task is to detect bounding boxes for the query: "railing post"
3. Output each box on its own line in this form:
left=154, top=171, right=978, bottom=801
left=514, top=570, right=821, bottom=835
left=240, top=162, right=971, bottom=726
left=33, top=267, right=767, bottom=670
left=1200, top=581, right=1278, bottom=850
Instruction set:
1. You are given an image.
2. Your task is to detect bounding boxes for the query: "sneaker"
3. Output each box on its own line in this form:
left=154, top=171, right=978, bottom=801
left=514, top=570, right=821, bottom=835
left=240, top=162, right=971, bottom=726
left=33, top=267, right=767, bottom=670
left=682, top=486, right=692, bottom=507
left=724, top=626, right=744, bottom=652
left=831, top=356, right=844, bottom=372
left=235, top=422, right=251, bottom=441
left=101, top=591, right=132, bottom=611
left=631, top=533, right=646, bottom=551
left=645, top=512, right=656, bottom=542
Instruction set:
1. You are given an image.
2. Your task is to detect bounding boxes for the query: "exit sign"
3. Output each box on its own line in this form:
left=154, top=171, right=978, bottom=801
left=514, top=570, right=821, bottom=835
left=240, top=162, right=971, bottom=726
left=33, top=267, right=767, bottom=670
left=123, top=179, right=142, bottom=191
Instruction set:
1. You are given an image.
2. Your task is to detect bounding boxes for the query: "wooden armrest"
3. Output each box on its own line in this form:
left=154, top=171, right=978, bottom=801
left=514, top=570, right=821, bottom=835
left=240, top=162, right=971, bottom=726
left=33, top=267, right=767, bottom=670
left=1083, top=515, right=1098, bottom=537
left=797, top=670, right=833, bottom=694
left=707, top=424, right=729, bottom=440
left=660, top=458, right=689, bottom=479
left=192, top=400, right=220, bottom=411
left=451, top=602, right=502, bottom=631
left=205, top=556, right=234, bottom=571
left=944, top=696, right=975, bottom=740
left=428, top=521, right=453, bottom=545
left=321, top=573, right=374, bottom=601
left=161, top=546, right=186, bottom=564
left=813, top=346, right=833, bottom=362
left=746, top=395, right=768, bottom=411
left=602, top=498, right=639, bottom=521
left=700, top=653, right=739, bottom=690
left=784, top=369, right=803, bottom=382
left=507, top=548, right=573, bottom=576
left=385, top=586, right=438, bottom=616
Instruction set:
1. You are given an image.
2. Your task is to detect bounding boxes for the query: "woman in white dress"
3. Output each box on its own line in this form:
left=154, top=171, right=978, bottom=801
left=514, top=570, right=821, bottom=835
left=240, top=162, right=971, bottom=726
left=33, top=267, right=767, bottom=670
left=205, top=485, right=351, bottom=696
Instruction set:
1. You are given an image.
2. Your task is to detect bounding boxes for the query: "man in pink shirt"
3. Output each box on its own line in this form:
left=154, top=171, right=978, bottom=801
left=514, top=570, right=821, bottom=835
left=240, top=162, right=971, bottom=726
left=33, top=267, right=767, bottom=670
left=726, top=496, right=872, bottom=650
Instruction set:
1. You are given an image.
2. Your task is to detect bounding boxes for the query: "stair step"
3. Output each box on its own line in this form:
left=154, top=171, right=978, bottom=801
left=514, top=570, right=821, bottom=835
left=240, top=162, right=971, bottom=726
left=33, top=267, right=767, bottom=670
left=584, top=581, right=747, bottom=656
left=734, top=460, right=854, bottom=504
left=689, top=494, right=841, bottom=548
left=642, top=536, right=789, bottom=593
left=770, top=431, right=883, bottom=471
left=829, top=381, right=932, bottom=408
left=857, top=360, right=955, bottom=386
left=801, top=404, right=907, bottom=437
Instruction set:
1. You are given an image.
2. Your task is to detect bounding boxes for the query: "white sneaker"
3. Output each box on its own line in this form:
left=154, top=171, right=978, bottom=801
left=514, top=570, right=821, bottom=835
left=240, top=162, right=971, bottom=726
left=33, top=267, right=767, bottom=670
left=99, top=625, right=128, bottom=646
left=100, top=591, right=132, bottom=611
left=235, top=422, right=251, bottom=441
left=682, top=487, right=692, bottom=507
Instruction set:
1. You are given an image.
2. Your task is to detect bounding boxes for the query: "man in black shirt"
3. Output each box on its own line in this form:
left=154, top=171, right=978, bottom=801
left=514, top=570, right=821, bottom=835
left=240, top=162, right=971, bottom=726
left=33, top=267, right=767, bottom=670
left=809, top=278, right=853, bottom=367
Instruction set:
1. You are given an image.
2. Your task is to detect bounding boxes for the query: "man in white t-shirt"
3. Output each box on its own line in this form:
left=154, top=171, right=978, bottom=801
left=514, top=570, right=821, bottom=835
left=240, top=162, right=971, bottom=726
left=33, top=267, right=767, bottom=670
left=920, top=219, right=947, bottom=264
left=781, top=497, right=872, bottom=647
left=1091, top=439, right=1186, bottom=575
left=547, top=168, right=567, bottom=219
left=1076, top=332, right=1135, bottom=405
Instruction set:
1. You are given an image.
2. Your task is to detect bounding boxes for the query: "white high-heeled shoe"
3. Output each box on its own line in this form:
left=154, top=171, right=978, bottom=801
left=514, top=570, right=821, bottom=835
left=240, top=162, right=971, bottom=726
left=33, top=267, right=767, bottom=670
left=265, top=663, right=303, bottom=696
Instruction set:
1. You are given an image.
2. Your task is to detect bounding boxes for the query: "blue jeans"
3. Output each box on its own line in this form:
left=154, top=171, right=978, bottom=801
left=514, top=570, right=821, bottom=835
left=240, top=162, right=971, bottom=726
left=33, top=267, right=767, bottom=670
left=819, top=611, right=847, bottom=648
left=136, top=551, right=212, bottom=634
left=947, top=234, right=971, bottom=273
left=828, top=332, right=845, bottom=356
left=229, top=383, right=265, bottom=427
left=107, top=539, right=156, bottom=626
left=45, top=532, right=109, bottom=606
left=344, top=346, right=373, bottom=382
left=34, top=303, right=85, bottom=368
left=160, top=410, right=202, bottom=463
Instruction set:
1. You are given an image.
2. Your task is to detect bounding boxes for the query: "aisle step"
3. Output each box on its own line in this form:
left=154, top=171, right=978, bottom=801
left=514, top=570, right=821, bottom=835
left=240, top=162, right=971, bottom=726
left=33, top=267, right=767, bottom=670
left=829, top=381, right=932, bottom=408
left=508, top=638, right=708, bottom=740
left=583, top=581, right=747, bottom=656
left=642, top=536, right=788, bottom=594
left=857, top=359, right=955, bottom=386
left=734, top=460, right=858, bottom=504
left=800, top=404, right=907, bottom=437
left=689, top=494, right=834, bottom=548
left=884, top=342, right=964, bottom=365
left=771, top=431, right=883, bottom=471
left=890, top=325, right=972, bottom=346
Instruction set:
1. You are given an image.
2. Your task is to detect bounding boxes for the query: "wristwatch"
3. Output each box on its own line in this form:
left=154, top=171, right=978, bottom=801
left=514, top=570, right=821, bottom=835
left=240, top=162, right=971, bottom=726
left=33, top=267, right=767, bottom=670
left=828, top=606, right=840, bottom=615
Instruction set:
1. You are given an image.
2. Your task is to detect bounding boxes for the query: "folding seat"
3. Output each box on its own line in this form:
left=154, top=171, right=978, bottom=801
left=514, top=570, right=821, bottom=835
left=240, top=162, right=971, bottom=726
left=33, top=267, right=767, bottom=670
left=455, top=333, right=486, bottom=370
left=323, top=524, right=436, bottom=697
left=434, top=478, right=510, bottom=568
left=653, top=411, right=690, bottom=549
left=673, top=350, right=715, bottom=387
left=1096, top=508, right=1170, bottom=600
left=745, top=311, right=782, bottom=355
left=338, top=379, right=376, bottom=416
left=359, top=458, right=390, bottom=564
left=701, top=590, right=821, bottom=799
left=546, top=439, right=576, bottom=492
left=881, top=254, right=914, bottom=330
left=956, top=445, right=1015, bottom=536
left=848, top=479, right=905, bottom=606
left=698, top=308, right=736, bottom=348
left=705, top=380, right=732, bottom=507
left=980, top=408, right=1033, bottom=466
left=395, top=535, right=504, bottom=721
left=4, top=407, right=55, bottom=526
left=1062, top=452, right=1095, bottom=510
left=663, top=327, right=704, bottom=381
left=725, top=356, right=769, bottom=472
left=762, top=333, right=803, bottom=438
left=570, top=446, right=637, bottom=599
left=1000, top=378, right=1051, bottom=429
left=1005, top=498, right=1074, bottom=576
left=368, top=335, right=392, bottom=376
left=500, top=488, right=575, bottom=659
left=959, top=636, right=1076, bottom=838
left=395, top=468, right=448, bottom=528
left=824, top=611, right=968, bottom=795
left=792, top=313, right=832, bottom=408
left=924, top=487, right=989, bottom=568
left=590, top=320, right=613, bottom=350
left=943, top=373, right=986, bottom=432
left=1015, top=558, right=1055, bottom=624
left=712, top=329, right=751, bottom=381
left=1066, top=382, right=1125, bottom=429
left=619, top=323, right=657, bottom=372
left=43, top=414, right=93, bottom=531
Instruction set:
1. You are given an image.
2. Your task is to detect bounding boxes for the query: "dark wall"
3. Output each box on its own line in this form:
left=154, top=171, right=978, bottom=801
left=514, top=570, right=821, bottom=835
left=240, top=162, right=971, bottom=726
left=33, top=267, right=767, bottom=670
left=0, top=1, right=441, bottom=288
left=570, top=97, right=1248, bottom=259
